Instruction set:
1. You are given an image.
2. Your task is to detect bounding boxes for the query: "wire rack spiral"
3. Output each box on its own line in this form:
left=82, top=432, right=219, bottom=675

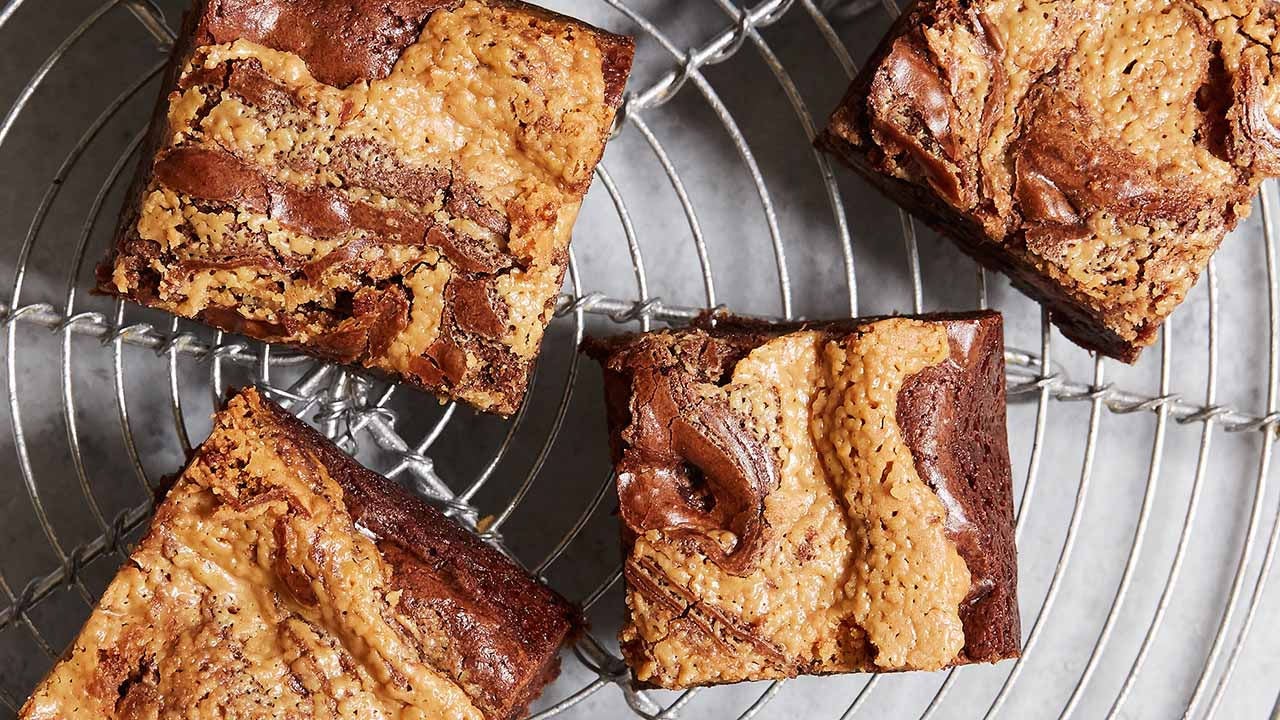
left=1, top=0, right=1278, bottom=718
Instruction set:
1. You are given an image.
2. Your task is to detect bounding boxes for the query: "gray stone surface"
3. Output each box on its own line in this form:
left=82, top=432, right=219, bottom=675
left=0, top=0, right=1277, bottom=718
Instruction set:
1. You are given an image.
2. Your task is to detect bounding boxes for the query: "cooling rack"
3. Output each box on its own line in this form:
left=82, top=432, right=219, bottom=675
left=1, top=0, right=1278, bottom=717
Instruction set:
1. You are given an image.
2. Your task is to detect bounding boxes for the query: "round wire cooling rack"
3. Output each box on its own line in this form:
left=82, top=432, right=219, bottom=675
left=1, top=0, right=1279, bottom=718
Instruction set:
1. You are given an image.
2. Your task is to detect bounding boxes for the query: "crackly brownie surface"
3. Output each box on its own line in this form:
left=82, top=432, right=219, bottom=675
left=585, top=313, right=1019, bottom=688
left=97, top=0, right=634, bottom=415
left=821, top=0, right=1280, bottom=361
left=19, top=388, right=576, bottom=720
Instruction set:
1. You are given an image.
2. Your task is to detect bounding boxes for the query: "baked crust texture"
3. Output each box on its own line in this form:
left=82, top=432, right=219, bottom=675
left=97, top=0, right=635, bottom=414
left=19, top=387, right=577, bottom=720
left=584, top=312, right=1020, bottom=688
left=821, top=0, right=1280, bottom=361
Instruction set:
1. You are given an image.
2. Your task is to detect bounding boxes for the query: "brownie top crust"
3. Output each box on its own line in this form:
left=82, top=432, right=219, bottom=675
left=192, top=0, right=461, bottom=88
left=98, top=0, right=634, bottom=415
left=584, top=312, right=1019, bottom=688
left=822, top=0, right=1280, bottom=361
left=19, top=388, right=576, bottom=720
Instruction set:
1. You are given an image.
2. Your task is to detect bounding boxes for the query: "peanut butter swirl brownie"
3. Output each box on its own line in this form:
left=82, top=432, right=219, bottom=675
left=585, top=312, right=1019, bottom=688
left=97, top=0, right=634, bottom=414
left=820, top=0, right=1280, bottom=361
left=19, top=388, right=576, bottom=720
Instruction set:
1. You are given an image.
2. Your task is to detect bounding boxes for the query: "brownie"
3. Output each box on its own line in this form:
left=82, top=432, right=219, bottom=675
left=584, top=312, right=1019, bottom=688
left=19, top=388, right=577, bottom=720
left=819, top=0, right=1280, bottom=362
left=96, top=0, right=635, bottom=415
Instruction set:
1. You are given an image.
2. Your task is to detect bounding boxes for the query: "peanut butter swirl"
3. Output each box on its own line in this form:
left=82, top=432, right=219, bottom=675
left=20, top=389, right=576, bottom=720
left=98, top=0, right=634, bottom=415
left=589, top=314, right=1018, bottom=689
left=823, top=0, right=1280, bottom=361
left=810, top=321, right=969, bottom=670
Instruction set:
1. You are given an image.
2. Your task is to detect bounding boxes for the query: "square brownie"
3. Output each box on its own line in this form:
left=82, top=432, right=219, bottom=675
left=585, top=312, right=1020, bottom=688
left=820, top=0, right=1280, bottom=361
left=97, top=0, right=634, bottom=414
left=19, top=388, right=577, bottom=720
